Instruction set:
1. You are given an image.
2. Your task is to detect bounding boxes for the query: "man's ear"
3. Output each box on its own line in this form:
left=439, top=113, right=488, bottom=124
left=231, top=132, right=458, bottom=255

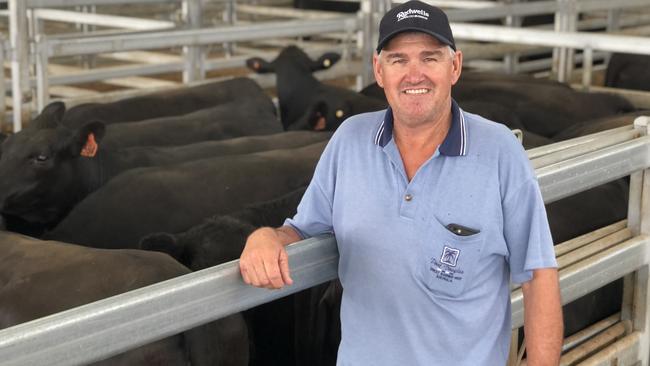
left=71, top=121, right=105, bottom=158
left=372, top=52, right=384, bottom=88
left=451, top=50, right=463, bottom=86
left=311, top=52, right=341, bottom=71
left=245, top=57, right=275, bottom=73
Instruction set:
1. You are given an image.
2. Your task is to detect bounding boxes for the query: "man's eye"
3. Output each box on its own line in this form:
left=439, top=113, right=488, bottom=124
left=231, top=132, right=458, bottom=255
left=424, top=57, right=438, bottom=63
left=391, top=59, right=406, bottom=65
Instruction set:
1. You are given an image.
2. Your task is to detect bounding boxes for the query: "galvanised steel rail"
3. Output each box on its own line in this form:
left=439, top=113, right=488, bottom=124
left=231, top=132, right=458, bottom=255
left=41, top=17, right=359, bottom=58
left=0, top=118, right=649, bottom=366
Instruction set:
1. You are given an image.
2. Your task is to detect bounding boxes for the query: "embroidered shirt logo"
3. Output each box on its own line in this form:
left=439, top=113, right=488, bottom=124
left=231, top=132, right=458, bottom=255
left=396, top=8, right=430, bottom=22
left=440, top=245, right=460, bottom=267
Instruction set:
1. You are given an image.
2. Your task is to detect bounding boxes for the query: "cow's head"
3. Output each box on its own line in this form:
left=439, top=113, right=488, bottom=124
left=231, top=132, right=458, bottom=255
left=0, top=102, right=106, bottom=225
left=290, top=91, right=387, bottom=131
left=245, top=46, right=341, bottom=74
left=139, top=216, right=252, bottom=271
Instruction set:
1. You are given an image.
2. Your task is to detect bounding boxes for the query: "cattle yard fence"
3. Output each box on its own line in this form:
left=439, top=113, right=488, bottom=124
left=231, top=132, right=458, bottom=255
left=0, top=117, right=649, bottom=365
left=2, top=0, right=650, bottom=133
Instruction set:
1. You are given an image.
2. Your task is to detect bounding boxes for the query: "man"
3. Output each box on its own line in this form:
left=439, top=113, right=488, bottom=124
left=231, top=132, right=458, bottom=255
left=240, top=1, right=563, bottom=365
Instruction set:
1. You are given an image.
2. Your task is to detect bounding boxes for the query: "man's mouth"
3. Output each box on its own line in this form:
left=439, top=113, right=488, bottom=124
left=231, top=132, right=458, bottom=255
left=403, top=88, right=430, bottom=95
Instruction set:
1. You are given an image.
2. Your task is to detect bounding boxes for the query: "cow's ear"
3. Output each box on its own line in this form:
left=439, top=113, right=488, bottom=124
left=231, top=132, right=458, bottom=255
left=33, top=101, right=66, bottom=129
left=69, top=121, right=105, bottom=158
left=139, top=232, right=185, bottom=261
left=312, top=53, right=341, bottom=71
left=246, top=57, right=274, bottom=73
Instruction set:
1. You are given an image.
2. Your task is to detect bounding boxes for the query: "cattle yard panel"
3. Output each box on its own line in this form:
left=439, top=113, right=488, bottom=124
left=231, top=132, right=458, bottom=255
left=5, top=0, right=364, bottom=131
left=0, top=122, right=649, bottom=365
left=4, top=0, right=650, bottom=133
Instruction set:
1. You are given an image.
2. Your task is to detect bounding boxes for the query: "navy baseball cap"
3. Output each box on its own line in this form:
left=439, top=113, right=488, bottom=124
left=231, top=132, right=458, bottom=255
left=376, top=0, right=456, bottom=53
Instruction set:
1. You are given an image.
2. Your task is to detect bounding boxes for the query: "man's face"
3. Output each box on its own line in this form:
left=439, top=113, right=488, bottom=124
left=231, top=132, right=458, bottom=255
left=373, top=32, right=462, bottom=128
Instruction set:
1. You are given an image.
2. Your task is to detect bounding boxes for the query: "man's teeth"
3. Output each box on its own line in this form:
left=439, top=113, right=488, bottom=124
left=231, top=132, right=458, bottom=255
left=404, top=89, right=429, bottom=94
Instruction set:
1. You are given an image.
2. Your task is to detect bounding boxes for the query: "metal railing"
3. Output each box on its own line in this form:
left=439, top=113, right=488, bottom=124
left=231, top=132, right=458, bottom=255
left=1, top=116, right=649, bottom=365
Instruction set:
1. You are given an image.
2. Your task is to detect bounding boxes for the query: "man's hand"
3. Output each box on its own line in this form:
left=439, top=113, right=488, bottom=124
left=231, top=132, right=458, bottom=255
left=239, top=226, right=301, bottom=289
left=522, top=268, right=563, bottom=366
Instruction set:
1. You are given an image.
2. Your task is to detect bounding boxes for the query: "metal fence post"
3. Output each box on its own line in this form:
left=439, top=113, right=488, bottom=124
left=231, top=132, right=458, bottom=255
left=553, top=0, right=578, bottom=83
left=9, top=0, right=30, bottom=131
left=504, top=0, right=522, bottom=74
left=182, top=0, right=204, bottom=83
left=35, top=35, right=50, bottom=113
left=222, top=0, right=236, bottom=57
left=625, top=116, right=650, bottom=365
left=358, top=0, right=373, bottom=89
left=0, top=37, right=6, bottom=130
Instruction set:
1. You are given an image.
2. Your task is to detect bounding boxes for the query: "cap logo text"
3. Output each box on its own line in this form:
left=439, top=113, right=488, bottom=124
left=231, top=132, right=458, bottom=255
left=396, top=8, right=430, bottom=22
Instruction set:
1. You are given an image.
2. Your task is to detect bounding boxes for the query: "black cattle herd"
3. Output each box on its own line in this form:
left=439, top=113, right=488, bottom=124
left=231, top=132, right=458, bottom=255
left=0, top=46, right=648, bottom=365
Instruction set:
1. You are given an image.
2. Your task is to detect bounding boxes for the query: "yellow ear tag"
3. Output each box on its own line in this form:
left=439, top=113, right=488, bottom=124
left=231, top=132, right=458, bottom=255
left=335, top=110, right=344, bottom=118
left=323, top=59, right=331, bottom=68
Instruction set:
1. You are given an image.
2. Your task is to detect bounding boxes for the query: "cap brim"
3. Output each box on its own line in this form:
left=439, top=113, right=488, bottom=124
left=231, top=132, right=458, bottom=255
left=376, top=27, right=455, bottom=53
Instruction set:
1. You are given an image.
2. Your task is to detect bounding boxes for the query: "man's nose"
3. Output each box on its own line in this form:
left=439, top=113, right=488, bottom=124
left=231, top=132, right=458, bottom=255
left=404, top=62, right=426, bottom=84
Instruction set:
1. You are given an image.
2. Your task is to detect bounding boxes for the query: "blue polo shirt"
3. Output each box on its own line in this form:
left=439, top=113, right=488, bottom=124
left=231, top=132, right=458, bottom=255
left=285, top=101, right=557, bottom=366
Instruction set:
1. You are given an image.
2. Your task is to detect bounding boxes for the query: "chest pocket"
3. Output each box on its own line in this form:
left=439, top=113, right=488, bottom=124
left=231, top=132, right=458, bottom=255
left=419, top=218, right=486, bottom=298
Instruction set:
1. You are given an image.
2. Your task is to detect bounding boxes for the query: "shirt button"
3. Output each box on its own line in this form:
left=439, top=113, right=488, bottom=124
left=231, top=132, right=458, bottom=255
left=404, top=194, right=413, bottom=202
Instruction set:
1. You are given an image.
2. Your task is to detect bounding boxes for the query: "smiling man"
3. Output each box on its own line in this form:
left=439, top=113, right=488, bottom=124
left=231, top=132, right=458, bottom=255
left=239, top=1, right=563, bottom=365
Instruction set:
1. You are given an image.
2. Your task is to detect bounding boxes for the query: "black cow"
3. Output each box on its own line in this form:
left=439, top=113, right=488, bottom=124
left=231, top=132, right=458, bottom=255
left=44, top=142, right=327, bottom=249
left=605, top=53, right=650, bottom=92
left=553, top=111, right=648, bottom=141
left=246, top=46, right=386, bottom=131
left=452, top=77, right=635, bottom=138
left=0, top=132, right=6, bottom=144
left=0, top=231, right=248, bottom=366
left=293, top=0, right=358, bottom=12
left=36, top=96, right=281, bottom=149
left=139, top=187, right=332, bottom=366
left=61, top=77, right=270, bottom=126
left=0, top=117, right=328, bottom=231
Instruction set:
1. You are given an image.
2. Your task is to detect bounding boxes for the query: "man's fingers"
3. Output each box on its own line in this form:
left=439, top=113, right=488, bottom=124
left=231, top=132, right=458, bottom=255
left=263, top=257, right=285, bottom=289
left=279, top=249, right=293, bottom=285
left=240, top=262, right=252, bottom=285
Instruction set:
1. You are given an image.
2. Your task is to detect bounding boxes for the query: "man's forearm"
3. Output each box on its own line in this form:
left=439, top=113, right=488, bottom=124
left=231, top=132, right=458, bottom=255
left=522, top=268, right=563, bottom=366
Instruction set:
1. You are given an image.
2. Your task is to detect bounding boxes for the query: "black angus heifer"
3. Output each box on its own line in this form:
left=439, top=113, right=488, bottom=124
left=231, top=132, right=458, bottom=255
left=45, top=142, right=327, bottom=248
left=61, top=77, right=269, bottom=126
left=246, top=46, right=386, bottom=131
left=0, top=128, right=328, bottom=232
left=452, top=79, right=635, bottom=137
left=139, top=187, right=332, bottom=366
left=101, top=99, right=281, bottom=148
left=553, top=111, right=649, bottom=141
left=605, top=53, right=650, bottom=92
left=0, top=231, right=248, bottom=366
left=0, top=103, right=291, bottom=230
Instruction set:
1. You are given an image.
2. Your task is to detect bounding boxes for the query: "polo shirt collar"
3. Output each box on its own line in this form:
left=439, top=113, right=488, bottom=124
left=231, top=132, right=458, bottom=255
left=373, top=99, right=467, bottom=156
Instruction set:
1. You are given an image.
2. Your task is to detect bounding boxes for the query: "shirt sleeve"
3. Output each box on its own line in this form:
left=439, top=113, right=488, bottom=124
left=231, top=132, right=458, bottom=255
left=503, top=177, right=557, bottom=284
left=284, top=136, right=338, bottom=239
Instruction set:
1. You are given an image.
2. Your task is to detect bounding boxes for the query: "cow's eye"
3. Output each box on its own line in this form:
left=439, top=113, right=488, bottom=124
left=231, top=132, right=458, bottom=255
left=32, top=154, right=49, bottom=163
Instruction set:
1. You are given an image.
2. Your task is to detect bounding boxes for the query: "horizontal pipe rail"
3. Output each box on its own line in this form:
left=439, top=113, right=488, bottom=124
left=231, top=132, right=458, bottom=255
left=527, top=126, right=633, bottom=160
left=537, top=135, right=650, bottom=204
left=0, top=236, right=339, bottom=366
left=562, top=314, right=621, bottom=353
left=32, top=9, right=175, bottom=30
left=451, top=22, right=650, bottom=55
left=531, top=129, right=640, bottom=169
left=44, top=17, right=360, bottom=57
left=511, top=235, right=649, bottom=328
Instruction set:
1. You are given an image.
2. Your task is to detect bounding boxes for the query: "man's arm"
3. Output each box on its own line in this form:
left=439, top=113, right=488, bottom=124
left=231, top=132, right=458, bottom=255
left=239, top=225, right=302, bottom=290
left=521, top=268, right=563, bottom=366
